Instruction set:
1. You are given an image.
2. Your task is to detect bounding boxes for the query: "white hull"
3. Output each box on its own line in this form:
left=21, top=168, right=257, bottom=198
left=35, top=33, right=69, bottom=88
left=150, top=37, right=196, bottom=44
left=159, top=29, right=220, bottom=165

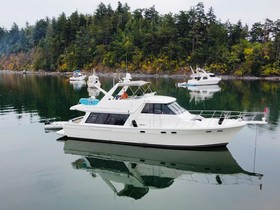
left=69, top=76, right=86, bottom=81
left=187, top=79, right=221, bottom=86
left=61, top=122, right=245, bottom=148
left=178, top=79, right=220, bottom=86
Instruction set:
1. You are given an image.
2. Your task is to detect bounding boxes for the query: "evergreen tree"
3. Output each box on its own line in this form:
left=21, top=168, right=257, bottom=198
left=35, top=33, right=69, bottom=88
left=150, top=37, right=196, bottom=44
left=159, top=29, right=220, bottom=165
left=0, top=2, right=279, bottom=75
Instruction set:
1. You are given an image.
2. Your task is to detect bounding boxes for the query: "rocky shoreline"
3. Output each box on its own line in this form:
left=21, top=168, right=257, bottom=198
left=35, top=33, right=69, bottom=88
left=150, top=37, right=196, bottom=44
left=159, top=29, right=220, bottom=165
left=1, top=69, right=280, bottom=81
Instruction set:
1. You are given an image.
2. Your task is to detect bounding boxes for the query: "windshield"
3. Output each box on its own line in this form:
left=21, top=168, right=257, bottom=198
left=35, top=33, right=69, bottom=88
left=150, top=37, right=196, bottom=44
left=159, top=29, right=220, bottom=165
left=167, top=102, right=186, bottom=114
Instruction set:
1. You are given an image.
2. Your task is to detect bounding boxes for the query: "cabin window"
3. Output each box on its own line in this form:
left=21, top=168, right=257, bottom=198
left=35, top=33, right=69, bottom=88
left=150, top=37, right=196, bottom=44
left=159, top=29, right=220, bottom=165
left=95, top=113, right=109, bottom=124
left=141, top=103, right=175, bottom=114
left=104, top=114, right=119, bottom=125
left=115, top=114, right=129, bottom=125
left=154, top=104, right=162, bottom=114
left=85, top=112, right=129, bottom=125
left=141, top=103, right=153, bottom=113
left=85, top=113, right=99, bottom=123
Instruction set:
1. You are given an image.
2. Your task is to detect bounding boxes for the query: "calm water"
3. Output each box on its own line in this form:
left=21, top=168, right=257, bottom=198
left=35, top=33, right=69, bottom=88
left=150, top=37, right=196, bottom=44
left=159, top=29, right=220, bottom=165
left=0, top=70, right=280, bottom=210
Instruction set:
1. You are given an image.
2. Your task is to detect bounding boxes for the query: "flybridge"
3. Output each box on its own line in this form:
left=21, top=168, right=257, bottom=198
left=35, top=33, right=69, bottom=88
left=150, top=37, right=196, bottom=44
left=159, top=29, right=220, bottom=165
left=97, top=74, right=156, bottom=101
left=114, top=80, right=155, bottom=98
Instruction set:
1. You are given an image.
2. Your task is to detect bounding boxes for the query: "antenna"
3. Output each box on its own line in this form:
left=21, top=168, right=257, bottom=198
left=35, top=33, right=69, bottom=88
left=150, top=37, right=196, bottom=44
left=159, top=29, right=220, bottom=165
left=253, top=126, right=258, bottom=173
left=190, top=66, right=195, bottom=74
left=126, top=53, right=128, bottom=73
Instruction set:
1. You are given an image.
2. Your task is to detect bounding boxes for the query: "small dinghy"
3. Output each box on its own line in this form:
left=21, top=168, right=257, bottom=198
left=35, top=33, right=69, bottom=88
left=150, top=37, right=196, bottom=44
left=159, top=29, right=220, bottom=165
left=44, top=121, right=67, bottom=130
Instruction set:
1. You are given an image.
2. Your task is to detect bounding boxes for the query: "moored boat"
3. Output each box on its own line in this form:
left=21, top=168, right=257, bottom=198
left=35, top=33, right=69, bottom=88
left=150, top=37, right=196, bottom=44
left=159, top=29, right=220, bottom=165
left=45, top=121, right=67, bottom=130
left=57, top=73, right=267, bottom=148
left=69, top=70, right=87, bottom=81
left=178, top=67, right=221, bottom=86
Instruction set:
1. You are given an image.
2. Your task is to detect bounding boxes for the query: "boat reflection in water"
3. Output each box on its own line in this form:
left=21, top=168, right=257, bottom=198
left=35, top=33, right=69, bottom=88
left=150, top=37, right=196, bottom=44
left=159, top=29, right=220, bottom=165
left=63, top=139, right=263, bottom=200
left=69, top=80, right=86, bottom=90
left=187, top=85, right=221, bottom=103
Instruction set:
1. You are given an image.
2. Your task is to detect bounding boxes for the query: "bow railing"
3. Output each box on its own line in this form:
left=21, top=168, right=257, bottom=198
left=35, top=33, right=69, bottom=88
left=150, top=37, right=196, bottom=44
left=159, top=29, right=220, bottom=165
left=189, top=110, right=267, bottom=124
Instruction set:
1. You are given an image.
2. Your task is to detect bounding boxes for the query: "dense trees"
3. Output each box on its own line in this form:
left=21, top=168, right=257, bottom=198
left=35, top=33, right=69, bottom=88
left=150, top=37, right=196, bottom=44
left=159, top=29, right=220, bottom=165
left=0, top=2, right=279, bottom=76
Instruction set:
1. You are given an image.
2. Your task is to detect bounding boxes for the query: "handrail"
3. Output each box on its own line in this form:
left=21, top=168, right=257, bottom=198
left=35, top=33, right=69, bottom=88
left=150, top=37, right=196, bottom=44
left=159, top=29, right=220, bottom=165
left=188, top=110, right=267, bottom=124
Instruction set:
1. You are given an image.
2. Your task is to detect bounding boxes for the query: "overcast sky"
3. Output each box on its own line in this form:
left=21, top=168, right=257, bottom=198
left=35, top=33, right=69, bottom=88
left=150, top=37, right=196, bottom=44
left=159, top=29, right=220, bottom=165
left=1, top=0, right=279, bottom=29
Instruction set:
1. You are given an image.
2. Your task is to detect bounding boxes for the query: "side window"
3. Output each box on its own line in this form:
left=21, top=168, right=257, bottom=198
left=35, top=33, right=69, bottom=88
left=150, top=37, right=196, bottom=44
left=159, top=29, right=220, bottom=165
left=115, top=114, right=129, bottom=125
left=154, top=104, right=161, bottom=114
left=105, top=114, right=119, bottom=125
left=141, top=103, right=153, bottom=113
left=85, top=113, right=99, bottom=123
left=141, top=103, right=175, bottom=114
left=85, top=113, right=129, bottom=125
left=95, top=113, right=109, bottom=124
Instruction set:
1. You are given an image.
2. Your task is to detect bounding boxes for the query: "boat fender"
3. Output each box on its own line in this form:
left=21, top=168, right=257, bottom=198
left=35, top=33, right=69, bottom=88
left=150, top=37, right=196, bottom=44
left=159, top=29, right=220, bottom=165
left=218, top=117, right=224, bottom=125
left=132, top=120, right=138, bottom=127
left=216, top=175, right=222, bottom=185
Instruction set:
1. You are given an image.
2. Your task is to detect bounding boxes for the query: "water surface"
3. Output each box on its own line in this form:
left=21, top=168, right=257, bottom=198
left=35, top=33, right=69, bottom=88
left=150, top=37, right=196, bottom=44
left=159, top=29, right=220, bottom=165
left=0, top=71, right=280, bottom=210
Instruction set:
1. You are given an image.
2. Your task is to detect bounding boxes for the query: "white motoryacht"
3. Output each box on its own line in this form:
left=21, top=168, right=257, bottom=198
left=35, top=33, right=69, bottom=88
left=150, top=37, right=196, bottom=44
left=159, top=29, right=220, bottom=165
left=178, top=67, right=221, bottom=86
left=58, top=73, right=267, bottom=148
left=69, top=70, right=87, bottom=81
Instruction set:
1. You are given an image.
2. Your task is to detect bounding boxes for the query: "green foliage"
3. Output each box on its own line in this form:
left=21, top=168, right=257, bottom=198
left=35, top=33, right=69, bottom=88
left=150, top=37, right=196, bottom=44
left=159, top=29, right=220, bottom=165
left=0, top=2, right=280, bottom=76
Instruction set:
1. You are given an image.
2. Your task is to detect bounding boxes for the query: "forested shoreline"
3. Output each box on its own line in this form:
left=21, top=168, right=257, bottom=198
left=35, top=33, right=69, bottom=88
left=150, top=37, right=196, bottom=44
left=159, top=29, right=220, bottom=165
left=0, top=2, right=280, bottom=76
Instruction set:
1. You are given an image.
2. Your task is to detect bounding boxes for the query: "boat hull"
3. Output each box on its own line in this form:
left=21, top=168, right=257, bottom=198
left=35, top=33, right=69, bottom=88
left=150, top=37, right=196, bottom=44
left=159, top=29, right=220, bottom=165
left=187, top=78, right=221, bottom=86
left=69, top=77, right=86, bottom=81
left=60, top=123, right=245, bottom=148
